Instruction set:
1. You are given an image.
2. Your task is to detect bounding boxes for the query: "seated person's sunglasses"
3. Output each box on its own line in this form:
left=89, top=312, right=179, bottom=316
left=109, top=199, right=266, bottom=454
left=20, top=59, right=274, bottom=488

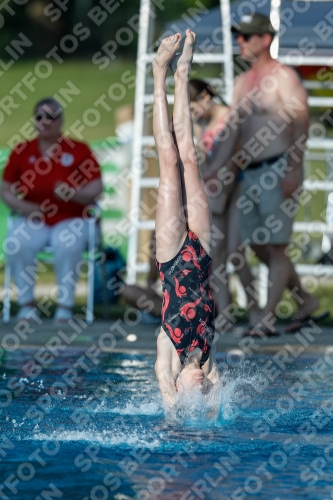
left=35, top=112, right=60, bottom=122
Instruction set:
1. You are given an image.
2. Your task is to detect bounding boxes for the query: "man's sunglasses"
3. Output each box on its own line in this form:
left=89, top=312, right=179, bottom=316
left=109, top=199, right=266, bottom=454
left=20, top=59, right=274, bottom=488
left=234, top=33, right=263, bottom=42
left=35, top=112, right=60, bottom=122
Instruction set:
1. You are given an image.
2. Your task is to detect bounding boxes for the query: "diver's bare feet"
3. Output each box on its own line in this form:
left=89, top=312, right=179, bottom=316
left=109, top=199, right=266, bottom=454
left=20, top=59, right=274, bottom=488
left=175, top=29, right=196, bottom=78
left=153, top=34, right=182, bottom=73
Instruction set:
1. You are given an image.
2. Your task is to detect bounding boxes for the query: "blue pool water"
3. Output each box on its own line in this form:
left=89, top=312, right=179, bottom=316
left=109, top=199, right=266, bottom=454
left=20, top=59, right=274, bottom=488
left=1, top=349, right=333, bottom=499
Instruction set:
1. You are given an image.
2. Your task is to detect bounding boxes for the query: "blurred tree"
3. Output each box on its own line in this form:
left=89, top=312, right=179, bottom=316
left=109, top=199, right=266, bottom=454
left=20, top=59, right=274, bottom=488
left=0, top=0, right=73, bottom=57
left=0, top=0, right=221, bottom=59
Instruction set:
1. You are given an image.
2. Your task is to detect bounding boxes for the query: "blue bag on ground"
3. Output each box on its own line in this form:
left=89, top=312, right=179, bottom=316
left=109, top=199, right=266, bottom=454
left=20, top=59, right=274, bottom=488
left=94, top=247, right=126, bottom=304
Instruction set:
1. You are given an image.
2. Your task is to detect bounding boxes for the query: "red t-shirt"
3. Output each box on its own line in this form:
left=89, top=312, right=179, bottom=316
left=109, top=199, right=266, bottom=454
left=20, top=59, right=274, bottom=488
left=2, top=136, right=102, bottom=226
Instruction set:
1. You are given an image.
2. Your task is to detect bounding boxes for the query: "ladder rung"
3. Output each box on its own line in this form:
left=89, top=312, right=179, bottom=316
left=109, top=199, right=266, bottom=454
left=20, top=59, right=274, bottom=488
left=142, top=136, right=156, bottom=146
left=296, top=264, right=333, bottom=276
left=307, top=138, right=333, bottom=150
left=293, top=222, right=333, bottom=233
left=304, top=81, right=333, bottom=90
left=278, top=55, right=333, bottom=66
left=137, top=220, right=155, bottom=230
left=144, top=53, right=230, bottom=64
left=136, top=180, right=333, bottom=193
left=303, top=180, right=333, bottom=192
left=136, top=179, right=333, bottom=193
left=143, top=94, right=174, bottom=104
left=143, top=94, right=333, bottom=107
left=193, top=53, right=229, bottom=64
left=139, top=136, right=333, bottom=151
left=143, top=96, right=332, bottom=108
left=308, top=97, right=333, bottom=107
left=139, top=177, right=159, bottom=188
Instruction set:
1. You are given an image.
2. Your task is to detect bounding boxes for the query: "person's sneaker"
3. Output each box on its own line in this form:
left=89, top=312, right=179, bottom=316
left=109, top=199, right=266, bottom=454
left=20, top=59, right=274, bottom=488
left=54, top=307, right=73, bottom=323
left=16, top=305, right=40, bottom=322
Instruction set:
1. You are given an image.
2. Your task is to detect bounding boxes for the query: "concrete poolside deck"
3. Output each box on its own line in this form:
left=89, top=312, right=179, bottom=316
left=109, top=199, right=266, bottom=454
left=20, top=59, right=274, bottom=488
left=1, top=317, right=333, bottom=354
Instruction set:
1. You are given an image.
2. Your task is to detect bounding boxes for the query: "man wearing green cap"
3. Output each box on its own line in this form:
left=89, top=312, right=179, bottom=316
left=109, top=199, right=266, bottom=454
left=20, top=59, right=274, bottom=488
left=203, top=13, right=322, bottom=337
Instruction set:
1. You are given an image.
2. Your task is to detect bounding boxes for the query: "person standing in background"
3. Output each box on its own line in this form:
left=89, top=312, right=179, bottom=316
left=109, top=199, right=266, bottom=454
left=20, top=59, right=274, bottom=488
left=203, top=13, right=324, bottom=336
left=190, top=79, right=259, bottom=330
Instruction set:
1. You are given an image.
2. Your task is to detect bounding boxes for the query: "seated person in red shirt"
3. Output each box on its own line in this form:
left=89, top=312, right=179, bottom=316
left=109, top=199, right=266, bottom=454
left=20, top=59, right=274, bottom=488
left=0, top=97, right=103, bottom=322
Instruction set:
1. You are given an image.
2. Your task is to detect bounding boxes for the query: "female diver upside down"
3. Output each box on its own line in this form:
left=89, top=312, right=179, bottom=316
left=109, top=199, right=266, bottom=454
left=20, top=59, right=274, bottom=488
left=153, top=30, right=219, bottom=407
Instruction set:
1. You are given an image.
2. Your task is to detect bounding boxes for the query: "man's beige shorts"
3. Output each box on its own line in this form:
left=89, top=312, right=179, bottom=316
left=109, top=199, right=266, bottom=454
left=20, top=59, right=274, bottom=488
left=239, top=158, right=297, bottom=246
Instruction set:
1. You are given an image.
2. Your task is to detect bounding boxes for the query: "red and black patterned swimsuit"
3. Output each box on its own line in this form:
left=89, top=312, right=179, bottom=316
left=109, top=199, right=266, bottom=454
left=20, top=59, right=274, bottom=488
left=156, top=230, right=215, bottom=367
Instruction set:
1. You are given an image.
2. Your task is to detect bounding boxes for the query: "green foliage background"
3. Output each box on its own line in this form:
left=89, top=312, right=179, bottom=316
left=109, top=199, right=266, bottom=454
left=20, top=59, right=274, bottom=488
left=0, top=0, right=222, bottom=59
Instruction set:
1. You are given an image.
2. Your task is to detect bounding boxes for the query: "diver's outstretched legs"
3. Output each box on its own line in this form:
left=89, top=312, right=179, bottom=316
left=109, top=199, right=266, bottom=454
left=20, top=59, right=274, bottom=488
left=173, top=29, right=211, bottom=254
left=153, top=34, right=187, bottom=263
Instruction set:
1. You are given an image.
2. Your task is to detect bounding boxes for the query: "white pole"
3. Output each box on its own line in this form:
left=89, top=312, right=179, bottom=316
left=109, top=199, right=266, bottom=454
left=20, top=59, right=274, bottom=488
left=220, top=0, right=234, bottom=105
left=270, top=0, right=281, bottom=59
left=126, top=0, right=152, bottom=285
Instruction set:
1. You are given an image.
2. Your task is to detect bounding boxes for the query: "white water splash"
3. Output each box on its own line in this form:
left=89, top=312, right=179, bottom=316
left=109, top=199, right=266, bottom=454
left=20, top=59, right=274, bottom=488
left=219, top=360, right=266, bottom=420
left=108, top=401, right=163, bottom=416
left=168, top=359, right=265, bottom=424
left=31, top=429, right=160, bottom=449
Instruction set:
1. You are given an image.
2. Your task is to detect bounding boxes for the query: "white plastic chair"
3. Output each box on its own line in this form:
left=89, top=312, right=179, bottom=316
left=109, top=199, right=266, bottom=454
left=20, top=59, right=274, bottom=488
left=2, top=213, right=98, bottom=325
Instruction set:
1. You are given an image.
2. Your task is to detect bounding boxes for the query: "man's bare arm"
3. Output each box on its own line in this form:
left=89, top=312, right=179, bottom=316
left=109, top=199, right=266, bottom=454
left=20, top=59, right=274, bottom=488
left=278, top=66, right=309, bottom=198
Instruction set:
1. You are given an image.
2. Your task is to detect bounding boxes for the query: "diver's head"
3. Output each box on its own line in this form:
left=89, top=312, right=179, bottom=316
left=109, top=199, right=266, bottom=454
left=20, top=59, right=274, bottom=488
left=176, top=348, right=212, bottom=395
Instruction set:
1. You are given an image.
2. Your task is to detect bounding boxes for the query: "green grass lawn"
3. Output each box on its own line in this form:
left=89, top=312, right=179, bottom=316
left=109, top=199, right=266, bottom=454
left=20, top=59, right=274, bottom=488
left=1, top=59, right=137, bottom=147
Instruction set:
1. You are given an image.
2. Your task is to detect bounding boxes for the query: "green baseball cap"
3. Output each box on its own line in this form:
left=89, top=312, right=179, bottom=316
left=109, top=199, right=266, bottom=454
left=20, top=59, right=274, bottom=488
left=231, top=13, right=276, bottom=35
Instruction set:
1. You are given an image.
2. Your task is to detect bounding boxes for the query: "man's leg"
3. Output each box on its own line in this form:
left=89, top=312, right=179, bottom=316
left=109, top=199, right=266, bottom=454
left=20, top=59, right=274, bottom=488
left=246, top=158, right=319, bottom=331
left=257, top=244, right=292, bottom=323
left=227, top=183, right=260, bottom=326
left=252, top=244, right=319, bottom=322
left=152, top=34, right=187, bottom=263
left=210, top=212, right=230, bottom=318
left=173, top=29, right=211, bottom=254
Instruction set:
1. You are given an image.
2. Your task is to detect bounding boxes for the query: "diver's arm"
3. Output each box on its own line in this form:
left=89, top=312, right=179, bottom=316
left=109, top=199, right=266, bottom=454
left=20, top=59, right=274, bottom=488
left=203, top=342, right=219, bottom=384
left=207, top=363, right=219, bottom=384
left=155, top=362, right=178, bottom=408
left=155, top=330, right=179, bottom=408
